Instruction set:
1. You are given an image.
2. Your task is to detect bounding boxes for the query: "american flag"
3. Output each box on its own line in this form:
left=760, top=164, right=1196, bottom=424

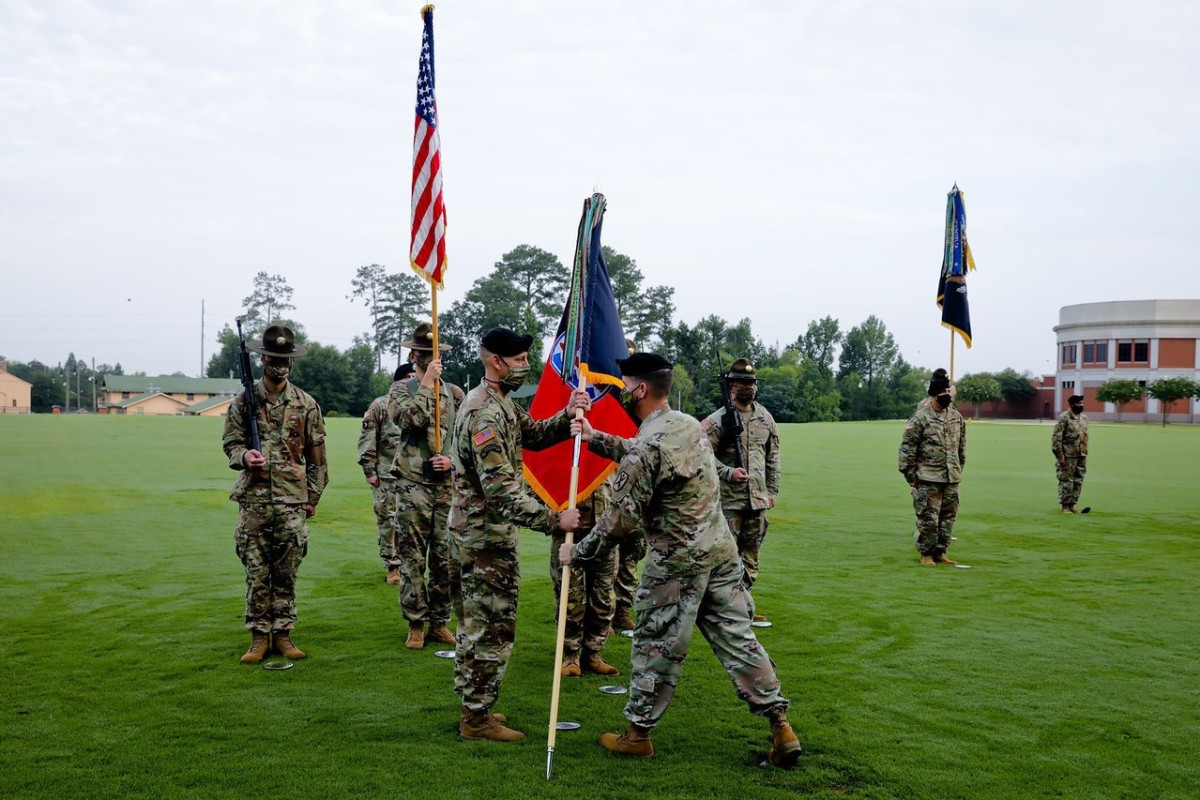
left=410, top=5, right=446, bottom=287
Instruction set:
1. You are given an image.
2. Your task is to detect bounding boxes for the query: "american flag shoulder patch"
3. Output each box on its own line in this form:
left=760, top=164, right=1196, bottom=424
left=473, top=428, right=495, bottom=447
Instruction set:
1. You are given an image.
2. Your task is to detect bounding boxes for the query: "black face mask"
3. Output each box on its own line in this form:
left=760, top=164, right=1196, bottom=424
left=1071, top=405, right=1084, bottom=414
left=935, top=394, right=952, bottom=409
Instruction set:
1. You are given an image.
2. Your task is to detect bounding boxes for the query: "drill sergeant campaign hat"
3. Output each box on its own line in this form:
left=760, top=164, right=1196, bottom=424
left=725, top=357, right=758, bottom=383
left=615, top=352, right=673, bottom=377
left=402, top=321, right=452, bottom=353
left=480, top=327, right=534, bottom=358
left=247, top=325, right=308, bottom=359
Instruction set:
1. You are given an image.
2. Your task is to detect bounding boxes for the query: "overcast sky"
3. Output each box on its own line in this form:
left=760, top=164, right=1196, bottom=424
left=3, top=1, right=1198, bottom=378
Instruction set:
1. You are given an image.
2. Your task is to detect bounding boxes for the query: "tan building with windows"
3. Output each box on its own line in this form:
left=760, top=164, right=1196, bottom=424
left=0, top=361, right=33, bottom=414
left=1053, top=300, right=1200, bottom=422
left=101, top=375, right=240, bottom=416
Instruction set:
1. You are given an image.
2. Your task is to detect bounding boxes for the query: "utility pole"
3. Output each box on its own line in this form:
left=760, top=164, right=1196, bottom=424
left=62, top=363, right=69, bottom=413
left=92, top=357, right=97, bottom=412
left=200, top=299, right=205, bottom=377
left=76, top=365, right=80, bottom=413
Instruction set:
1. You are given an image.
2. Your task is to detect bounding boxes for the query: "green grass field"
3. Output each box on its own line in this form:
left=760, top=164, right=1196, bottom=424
left=1, top=415, right=1197, bottom=800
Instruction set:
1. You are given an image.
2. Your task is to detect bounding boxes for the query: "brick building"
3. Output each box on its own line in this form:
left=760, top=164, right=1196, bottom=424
left=1053, top=300, right=1200, bottom=423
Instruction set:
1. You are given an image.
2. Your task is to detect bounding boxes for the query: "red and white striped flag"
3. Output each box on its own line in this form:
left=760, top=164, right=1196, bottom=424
left=410, top=5, right=447, bottom=287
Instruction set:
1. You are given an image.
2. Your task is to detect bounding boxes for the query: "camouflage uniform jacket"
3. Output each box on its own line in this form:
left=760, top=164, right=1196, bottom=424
left=701, top=403, right=781, bottom=510
left=388, top=377, right=464, bottom=485
left=898, top=399, right=966, bottom=485
left=223, top=379, right=328, bottom=506
left=574, top=407, right=739, bottom=580
left=1051, top=410, right=1089, bottom=459
left=357, top=382, right=405, bottom=483
left=448, top=383, right=571, bottom=549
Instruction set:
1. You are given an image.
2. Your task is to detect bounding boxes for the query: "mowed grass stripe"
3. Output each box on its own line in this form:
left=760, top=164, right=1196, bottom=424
left=0, top=415, right=1196, bottom=799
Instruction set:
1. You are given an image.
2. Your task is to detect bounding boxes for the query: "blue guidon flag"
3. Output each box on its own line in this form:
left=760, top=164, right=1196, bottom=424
left=937, top=184, right=976, bottom=347
left=524, top=194, right=637, bottom=510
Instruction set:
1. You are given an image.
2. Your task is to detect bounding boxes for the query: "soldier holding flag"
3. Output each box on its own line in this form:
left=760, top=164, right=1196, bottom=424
left=448, top=327, right=589, bottom=742
left=560, top=353, right=802, bottom=768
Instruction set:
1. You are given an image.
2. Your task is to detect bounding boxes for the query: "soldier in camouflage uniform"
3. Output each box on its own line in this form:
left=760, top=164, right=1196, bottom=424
left=612, top=536, right=647, bottom=631
left=898, top=368, right=966, bottom=566
left=388, top=323, right=462, bottom=649
left=561, top=352, right=801, bottom=768
left=611, top=337, right=646, bottom=632
left=448, top=327, right=586, bottom=743
left=702, top=357, right=780, bottom=621
left=1052, top=394, right=1089, bottom=513
left=549, top=479, right=621, bottom=677
left=358, top=362, right=414, bottom=585
left=222, top=325, right=328, bottom=664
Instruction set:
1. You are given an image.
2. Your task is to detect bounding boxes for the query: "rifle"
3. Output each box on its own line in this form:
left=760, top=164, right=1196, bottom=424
left=236, top=319, right=262, bottom=453
left=715, top=352, right=745, bottom=470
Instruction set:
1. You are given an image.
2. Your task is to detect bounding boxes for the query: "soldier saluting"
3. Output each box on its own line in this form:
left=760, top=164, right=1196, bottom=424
left=223, top=324, right=328, bottom=664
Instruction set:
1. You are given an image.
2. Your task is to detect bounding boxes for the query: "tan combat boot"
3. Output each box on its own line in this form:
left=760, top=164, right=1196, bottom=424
left=386, top=567, right=401, bottom=585
left=599, top=724, right=654, bottom=757
left=767, top=712, right=802, bottom=768
left=583, top=650, right=620, bottom=676
left=273, top=632, right=307, bottom=660
left=405, top=622, right=425, bottom=650
left=560, top=652, right=582, bottom=677
left=935, top=554, right=958, bottom=565
left=919, top=555, right=936, bottom=566
left=753, top=613, right=769, bottom=622
left=426, top=623, right=456, bottom=645
left=459, top=708, right=525, bottom=742
left=239, top=631, right=270, bottom=664
left=612, top=607, right=635, bottom=631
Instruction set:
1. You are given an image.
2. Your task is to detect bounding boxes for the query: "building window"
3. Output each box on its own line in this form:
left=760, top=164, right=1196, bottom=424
left=1061, top=380, right=1075, bottom=389
left=1116, top=340, right=1149, bottom=364
left=187, top=393, right=195, bottom=401
left=1082, top=341, right=1108, bottom=365
left=122, top=391, right=130, bottom=399
left=1060, top=343, right=1077, bottom=367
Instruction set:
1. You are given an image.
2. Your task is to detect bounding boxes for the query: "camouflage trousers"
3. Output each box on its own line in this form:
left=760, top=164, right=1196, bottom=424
left=394, top=478, right=454, bottom=625
left=1056, top=456, right=1087, bottom=506
left=614, top=535, right=647, bottom=611
left=453, top=542, right=519, bottom=713
left=625, top=559, right=788, bottom=729
left=372, top=480, right=402, bottom=568
left=233, top=504, right=308, bottom=634
left=723, top=508, right=769, bottom=588
left=912, top=481, right=960, bottom=557
left=550, top=531, right=618, bottom=654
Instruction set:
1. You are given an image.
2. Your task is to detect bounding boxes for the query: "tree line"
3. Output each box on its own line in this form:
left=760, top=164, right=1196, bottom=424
left=201, top=251, right=994, bottom=421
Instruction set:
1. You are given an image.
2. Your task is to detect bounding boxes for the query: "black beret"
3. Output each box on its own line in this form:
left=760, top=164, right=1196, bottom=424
left=393, top=362, right=416, bottom=381
left=928, top=368, right=950, bottom=396
left=481, top=327, right=534, bottom=358
left=616, top=352, right=674, bottom=377
left=1068, top=394, right=1085, bottom=404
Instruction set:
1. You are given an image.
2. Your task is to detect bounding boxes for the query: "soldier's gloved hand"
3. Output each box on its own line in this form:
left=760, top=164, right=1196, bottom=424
left=304, top=503, right=316, bottom=518
left=558, top=542, right=575, bottom=566
left=429, top=454, right=452, bottom=472
left=570, top=417, right=594, bottom=441
left=243, top=449, right=266, bottom=469
left=558, top=508, right=581, bottom=532
left=730, top=467, right=750, bottom=484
